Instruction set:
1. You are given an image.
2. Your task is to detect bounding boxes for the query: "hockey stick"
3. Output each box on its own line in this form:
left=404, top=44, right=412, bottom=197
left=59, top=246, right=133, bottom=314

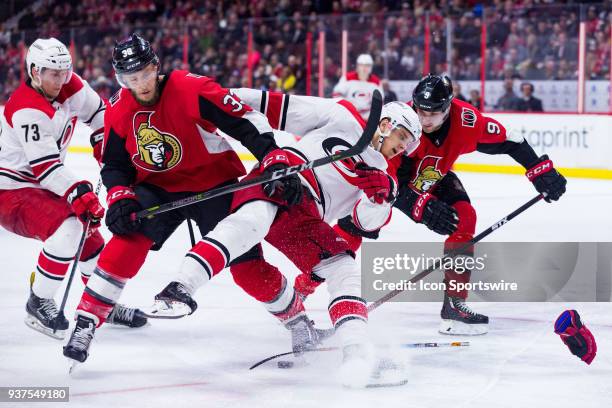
left=367, top=194, right=544, bottom=313
left=249, top=341, right=470, bottom=370
left=186, top=219, right=197, bottom=247
left=132, top=90, right=383, bottom=221
left=53, top=179, right=103, bottom=334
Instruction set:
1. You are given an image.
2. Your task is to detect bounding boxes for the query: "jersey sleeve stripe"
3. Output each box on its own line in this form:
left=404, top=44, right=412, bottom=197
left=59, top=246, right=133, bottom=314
left=29, top=153, right=61, bottom=166
left=31, top=159, right=62, bottom=179
left=83, top=100, right=106, bottom=125
left=0, top=167, right=38, bottom=182
left=36, top=162, right=64, bottom=181
left=259, top=90, right=267, bottom=113
left=0, top=170, right=35, bottom=183
left=265, top=92, right=283, bottom=129
left=280, top=94, right=290, bottom=131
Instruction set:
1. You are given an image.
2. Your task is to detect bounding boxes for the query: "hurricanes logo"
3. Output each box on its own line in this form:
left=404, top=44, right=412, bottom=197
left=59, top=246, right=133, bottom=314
left=412, top=155, right=443, bottom=192
left=322, top=137, right=360, bottom=182
left=132, top=111, right=182, bottom=172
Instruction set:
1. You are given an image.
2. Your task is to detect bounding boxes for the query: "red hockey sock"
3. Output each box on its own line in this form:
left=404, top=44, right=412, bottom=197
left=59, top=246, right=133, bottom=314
left=328, top=296, right=368, bottom=328
left=443, top=201, right=476, bottom=299
left=294, top=273, right=324, bottom=298
left=97, top=233, right=152, bottom=279
left=230, top=258, right=284, bottom=303
left=76, top=233, right=152, bottom=326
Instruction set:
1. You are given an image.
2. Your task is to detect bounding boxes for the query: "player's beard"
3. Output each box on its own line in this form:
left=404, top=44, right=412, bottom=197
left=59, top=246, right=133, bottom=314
left=131, top=77, right=161, bottom=106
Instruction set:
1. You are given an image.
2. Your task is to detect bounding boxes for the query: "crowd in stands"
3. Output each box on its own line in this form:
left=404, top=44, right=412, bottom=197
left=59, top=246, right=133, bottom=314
left=0, top=0, right=610, bottom=105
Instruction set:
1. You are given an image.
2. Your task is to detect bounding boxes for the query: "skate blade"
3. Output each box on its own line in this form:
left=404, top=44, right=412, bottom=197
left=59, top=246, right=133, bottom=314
left=24, top=316, right=66, bottom=340
left=439, top=319, right=488, bottom=335
left=68, top=359, right=80, bottom=375
left=366, top=358, right=408, bottom=388
left=142, top=300, right=191, bottom=319
left=341, top=362, right=408, bottom=389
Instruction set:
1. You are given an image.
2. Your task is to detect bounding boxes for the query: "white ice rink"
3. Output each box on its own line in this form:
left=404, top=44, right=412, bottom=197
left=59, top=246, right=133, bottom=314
left=1, top=153, right=611, bottom=408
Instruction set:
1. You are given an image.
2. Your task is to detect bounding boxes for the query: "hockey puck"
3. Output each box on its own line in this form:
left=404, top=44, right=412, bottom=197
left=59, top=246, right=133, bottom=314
left=277, top=360, right=294, bottom=369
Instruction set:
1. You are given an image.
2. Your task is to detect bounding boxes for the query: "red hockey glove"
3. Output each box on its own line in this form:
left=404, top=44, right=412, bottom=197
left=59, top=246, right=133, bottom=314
left=554, top=309, right=596, bottom=365
left=65, top=182, right=105, bottom=225
left=353, top=162, right=395, bottom=204
left=260, top=149, right=303, bottom=206
left=525, top=155, right=566, bottom=203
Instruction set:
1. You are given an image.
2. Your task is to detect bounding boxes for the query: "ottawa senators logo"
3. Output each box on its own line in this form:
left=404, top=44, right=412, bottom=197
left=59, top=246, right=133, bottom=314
left=131, top=111, right=182, bottom=172
left=412, top=155, right=443, bottom=192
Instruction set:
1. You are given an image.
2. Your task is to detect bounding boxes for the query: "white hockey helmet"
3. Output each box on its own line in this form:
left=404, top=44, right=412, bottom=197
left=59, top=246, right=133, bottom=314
left=26, top=38, right=72, bottom=83
left=378, top=101, right=422, bottom=155
left=356, top=53, right=374, bottom=66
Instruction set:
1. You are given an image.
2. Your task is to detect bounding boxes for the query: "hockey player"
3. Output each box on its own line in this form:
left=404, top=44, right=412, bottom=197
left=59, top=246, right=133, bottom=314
left=62, top=34, right=294, bottom=365
left=0, top=38, right=145, bottom=340
left=336, top=74, right=567, bottom=335
left=333, top=54, right=384, bottom=120
left=153, top=91, right=421, bottom=387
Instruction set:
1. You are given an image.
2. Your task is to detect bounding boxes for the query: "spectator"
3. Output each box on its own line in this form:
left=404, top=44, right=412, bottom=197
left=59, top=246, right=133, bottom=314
left=517, top=82, right=543, bottom=112
left=496, top=78, right=520, bottom=111
left=382, top=79, right=397, bottom=104
left=468, top=89, right=481, bottom=110
left=452, top=82, right=466, bottom=102
left=277, top=66, right=296, bottom=92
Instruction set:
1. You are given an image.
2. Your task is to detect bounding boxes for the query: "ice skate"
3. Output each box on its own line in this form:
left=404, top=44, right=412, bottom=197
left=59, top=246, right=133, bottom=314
left=63, top=313, right=98, bottom=371
left=107, top=304, right=148, bottom=328
left=24, top=291, right=68, bottom=340
left=439, top=293, right=489, bottom=335
left=147, top=282, right=197, bottom=318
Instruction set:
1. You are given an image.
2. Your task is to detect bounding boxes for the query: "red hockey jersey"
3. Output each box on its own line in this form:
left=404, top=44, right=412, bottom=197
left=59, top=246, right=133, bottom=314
left=389, top=99, right=538, bottom=194
left=101, top=70, right=277, bottom=193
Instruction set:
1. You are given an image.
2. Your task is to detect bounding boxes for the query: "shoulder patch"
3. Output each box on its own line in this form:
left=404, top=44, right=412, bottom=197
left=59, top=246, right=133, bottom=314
left=109, top=90, right=122, bottom=106
left=461, top=107, right=476, bottom=128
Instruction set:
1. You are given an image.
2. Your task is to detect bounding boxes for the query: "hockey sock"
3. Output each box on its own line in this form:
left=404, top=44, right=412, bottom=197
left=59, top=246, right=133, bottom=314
left=443, top=201, right=476, bottom=299
left=294, top=273, right=324, bottom=298
left=176, top=200, right=277, bottom=294
left=76, top=233, right=152, bottom=326
left=315, top=254, right=368, bottom=346
left=265, top=276, right=305, bottom=325
left=78, top=229, right=105, bottom=285
left=78, top=267, right=126, bottom=326
left=177, top=238, right=229, bottom=294
left=32, top=217, right=83, bottom=299
left=230, top=258, right=284, bottom=303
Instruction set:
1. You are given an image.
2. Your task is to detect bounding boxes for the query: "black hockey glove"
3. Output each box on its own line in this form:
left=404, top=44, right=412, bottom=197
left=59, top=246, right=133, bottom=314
left=260, top=149, right=303, bottom=206
left=395, top=188, right=458, bottom=235
left=525, top=155, right=567, bottom=203
left=105, top=186, right=142, bottom=235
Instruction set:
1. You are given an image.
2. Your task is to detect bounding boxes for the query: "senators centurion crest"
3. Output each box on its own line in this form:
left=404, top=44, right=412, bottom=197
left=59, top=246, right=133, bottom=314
left=132, top=111, right=182, bottom=172
left=412, top=155, right=443, bottom=192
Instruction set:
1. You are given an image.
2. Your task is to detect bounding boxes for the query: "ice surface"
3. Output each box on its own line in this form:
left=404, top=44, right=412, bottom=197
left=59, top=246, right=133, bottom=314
left=1, top=153, right=611, bottom=408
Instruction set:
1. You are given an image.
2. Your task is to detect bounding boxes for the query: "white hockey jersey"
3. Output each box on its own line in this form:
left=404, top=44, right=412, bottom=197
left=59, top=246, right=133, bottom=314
left=233, top=88, right=393, bottom=230
left=332, top=71, right=384, bottom=120
left=0, top=73, right=105, bottom=197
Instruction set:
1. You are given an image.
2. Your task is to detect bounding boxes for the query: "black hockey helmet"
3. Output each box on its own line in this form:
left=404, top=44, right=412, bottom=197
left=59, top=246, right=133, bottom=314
left=112, top=33, right=159, bottom=74
left=412, top=74, right=454, bottom=112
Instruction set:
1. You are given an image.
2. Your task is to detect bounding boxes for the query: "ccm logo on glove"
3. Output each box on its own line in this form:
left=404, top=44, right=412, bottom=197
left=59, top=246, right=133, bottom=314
left=525, top=159, right=552, bottom=181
